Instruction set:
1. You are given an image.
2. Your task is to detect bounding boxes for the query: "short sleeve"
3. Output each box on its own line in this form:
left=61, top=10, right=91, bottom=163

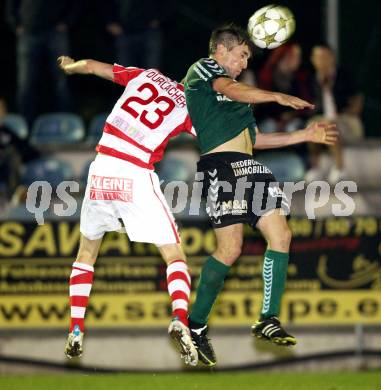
left=112, top=64, right=144, bottom=86
left=195, top=58, right=229, bottom=83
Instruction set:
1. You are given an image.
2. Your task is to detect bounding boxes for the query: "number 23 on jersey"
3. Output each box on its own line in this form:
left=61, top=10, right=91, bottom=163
left=121, top=83, right=175, bottom=130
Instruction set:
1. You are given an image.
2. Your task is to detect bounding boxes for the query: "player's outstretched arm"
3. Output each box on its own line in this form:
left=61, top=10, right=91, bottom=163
left=213, top=77, right=314, bottom=110
left=57, top=56, right=114, bottom=81
left=254, top=122, right=338, bottom=150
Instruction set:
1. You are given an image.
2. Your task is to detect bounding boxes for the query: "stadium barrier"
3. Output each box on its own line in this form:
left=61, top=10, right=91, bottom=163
left=1, top=217, right=380, bottom=328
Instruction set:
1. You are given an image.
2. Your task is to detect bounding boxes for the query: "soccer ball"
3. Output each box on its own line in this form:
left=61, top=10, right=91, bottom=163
left=248, top=5, right=295, bottom=49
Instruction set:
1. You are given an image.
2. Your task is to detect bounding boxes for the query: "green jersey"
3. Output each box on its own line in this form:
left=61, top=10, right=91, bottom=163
left=184, top=57, right=256, bottom=154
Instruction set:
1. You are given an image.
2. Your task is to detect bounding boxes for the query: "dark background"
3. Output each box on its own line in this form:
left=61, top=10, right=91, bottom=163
left=1, top=0, right=380, bottom=135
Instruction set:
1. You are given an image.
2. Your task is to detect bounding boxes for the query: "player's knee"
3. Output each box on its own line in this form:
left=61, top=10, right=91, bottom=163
left=215, top=242, right=242, bottom=265
left=273, top=225, right=292, bottom=252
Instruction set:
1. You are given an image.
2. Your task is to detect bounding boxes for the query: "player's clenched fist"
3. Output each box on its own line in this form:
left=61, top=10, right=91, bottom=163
left=57, top=56, right=76, bottom=74
left=57, top=56, right=90, bottom=75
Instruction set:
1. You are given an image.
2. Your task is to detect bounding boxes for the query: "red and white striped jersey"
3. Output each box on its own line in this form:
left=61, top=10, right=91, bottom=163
left=96, top=64, right=195, bottom=169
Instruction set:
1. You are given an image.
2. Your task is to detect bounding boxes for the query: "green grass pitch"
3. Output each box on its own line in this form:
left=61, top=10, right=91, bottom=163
left=0, top=372, right=380, bottom=390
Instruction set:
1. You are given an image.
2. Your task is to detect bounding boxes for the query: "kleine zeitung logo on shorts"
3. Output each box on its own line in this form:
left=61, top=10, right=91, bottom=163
left=89, top=175, right=133, bottom=202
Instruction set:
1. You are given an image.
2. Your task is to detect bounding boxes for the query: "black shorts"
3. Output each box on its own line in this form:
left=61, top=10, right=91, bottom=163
left=197, top=152, right=288, bottom=228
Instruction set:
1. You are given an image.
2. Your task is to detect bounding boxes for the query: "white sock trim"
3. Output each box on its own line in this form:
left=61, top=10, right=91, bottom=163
left=71, top=306, right=86, bottom=318
left=172, top=299, right=189, bottom=311
left=70, top=284, right=92, bottom=296
left=167, top=262, right=191, bottom=284
left=168, top=280, right=190, bottom=296
left=70, top=269, right=87, bottom=278
left=72, top=262, right=94, bottom=272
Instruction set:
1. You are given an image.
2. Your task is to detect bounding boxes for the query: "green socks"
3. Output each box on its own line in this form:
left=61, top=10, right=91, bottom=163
left=261, top=249, right=289, bottom=319
left=189, top=250, right=289, bottom=327
left=189, top=256, right=230, bottom=328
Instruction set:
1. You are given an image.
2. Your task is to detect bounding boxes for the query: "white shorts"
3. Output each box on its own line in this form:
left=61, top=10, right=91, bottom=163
left=80, top=154, right=180, bottom=245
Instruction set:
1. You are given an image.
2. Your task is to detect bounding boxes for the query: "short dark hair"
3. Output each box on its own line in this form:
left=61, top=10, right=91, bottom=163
left=209, top=23, right=253, bottom=56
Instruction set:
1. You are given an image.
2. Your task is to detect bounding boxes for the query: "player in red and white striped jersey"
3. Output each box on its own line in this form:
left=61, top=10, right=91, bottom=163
left=58, top=56, right=197, bottom=366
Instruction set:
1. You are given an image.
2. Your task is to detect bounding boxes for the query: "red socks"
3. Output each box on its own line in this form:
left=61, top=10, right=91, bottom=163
left=166, top=260, right=191, bottom=326
left=68, top=260, right=191, bottom=331
left=69, top=262, right=94, bottom=332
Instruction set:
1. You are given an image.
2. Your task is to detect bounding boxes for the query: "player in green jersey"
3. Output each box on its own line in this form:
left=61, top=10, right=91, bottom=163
left=184, top=24, right=338, bottom=366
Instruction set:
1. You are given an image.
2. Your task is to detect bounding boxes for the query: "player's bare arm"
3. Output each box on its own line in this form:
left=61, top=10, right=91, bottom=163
left=212, top=77, right=314, bottom=110
left=254, top=122, right=338, bottom=150
left=57, top=56, right=114, bottom=81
